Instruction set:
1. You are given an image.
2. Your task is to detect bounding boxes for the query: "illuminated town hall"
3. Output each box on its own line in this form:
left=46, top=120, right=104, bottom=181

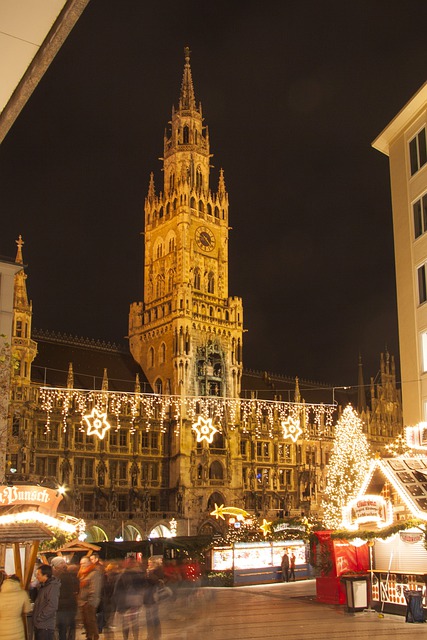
left=2, top=51, right=401, bottom=543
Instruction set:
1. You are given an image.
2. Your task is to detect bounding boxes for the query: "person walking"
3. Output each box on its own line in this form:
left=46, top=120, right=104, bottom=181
left=51, top=557, right=79, bottom=640
left=144, top=556, right=164, bottom=640
left=281, top=551, right=289, bottom=582
left=33, top=564, right=61, bottom=640
left=289, top=552, right=296, bottom=581
left=0, top=574, right=33, bottom=640
left=78, top=556, right=103, bottom=640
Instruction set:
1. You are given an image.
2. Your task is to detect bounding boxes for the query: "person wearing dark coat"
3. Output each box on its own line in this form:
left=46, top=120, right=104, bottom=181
left=51, top=557, right=79, bottom=640
left=33, top=564, right=61, bottom=640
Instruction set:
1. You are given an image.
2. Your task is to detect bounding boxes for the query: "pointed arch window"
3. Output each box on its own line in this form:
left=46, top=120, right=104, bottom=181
left=149, top=347, right=155, bottom=368
left=214, top=206, right=219, bottom=218
left=183, top=126, right=189, bottom=144
left=196, top=169, right=202, bottom=190
left=190, top=196, right=196, bottom=210
left=167, top=269, right=174, bottom=293
left=156, top=243, right=163, bottom=259
left=156, top=275, right=164, bottom=298
left=207, top=272, right=215, bottom=294
left=154, top=378, right=163, bottom=394
left=207, top=203, right=212, bottom=216
left=168, top=237, right=175, bottom=253
left=194, top=268, right=201, bottom=290
left=209, top=461, right=223, bottom=480
left=169, top=173, right=175, bottom=192
left=159, top=343, right=166, bottom=364
left=199, top=200, right=204, bottom=215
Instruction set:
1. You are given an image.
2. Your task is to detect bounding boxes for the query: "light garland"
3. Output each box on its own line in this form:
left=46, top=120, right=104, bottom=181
left=0, top=510, right=80, bottom=534
left=39, top=387, right=335, bottom=440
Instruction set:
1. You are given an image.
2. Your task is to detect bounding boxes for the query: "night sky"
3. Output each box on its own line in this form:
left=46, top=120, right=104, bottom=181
left=1, top=1, right=427, bottom=387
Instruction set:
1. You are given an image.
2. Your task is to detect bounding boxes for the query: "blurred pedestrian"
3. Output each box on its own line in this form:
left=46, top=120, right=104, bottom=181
left=0, top=574, right=32, bottom=640
left=281, top=551, right=289, bottom=582
left=114, top=558, right=145, bottom=640
left=289, top=552, right=296, bottom=581
left=33, top=564, right=61, bottom=640
left=51, top=556, right=79, bottom=640
left=144, top=556, right=164, bottom=640
left=78, top=556, right=103, bottom=640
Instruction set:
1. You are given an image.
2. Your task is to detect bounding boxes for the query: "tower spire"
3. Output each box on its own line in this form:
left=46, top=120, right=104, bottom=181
left=15, top=235, right=24, bottom=265
left=179, top=46, right=196, bottom=111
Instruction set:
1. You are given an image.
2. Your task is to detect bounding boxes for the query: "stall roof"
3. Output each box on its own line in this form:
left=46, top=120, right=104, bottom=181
left=53, top=538, right=100, bottom=554
left=0, top=522, right=52, bottom=543
left=361, top=456, right=427, bottom=521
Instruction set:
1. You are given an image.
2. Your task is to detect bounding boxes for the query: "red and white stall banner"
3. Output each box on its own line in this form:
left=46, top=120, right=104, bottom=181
left=0, top=485, right=63, bottom=516
left=342, top=495, right=393, bottom=530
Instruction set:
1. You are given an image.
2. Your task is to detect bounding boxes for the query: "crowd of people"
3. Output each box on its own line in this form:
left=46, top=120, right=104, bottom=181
left=0, top=553, right=203, bottom=640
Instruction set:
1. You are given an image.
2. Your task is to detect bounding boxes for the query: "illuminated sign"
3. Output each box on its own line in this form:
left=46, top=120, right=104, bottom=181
left=192, top=416, right=218, bottom=443
left=210, top=504, right=249, bottom=521
left=405, top=423, right=427, bottom=450
left=83, top=408, right=111, bottom=440
left=281, top=417, right=302, bottom=442
left=0, top=485, right=62, bottom=517
left=342, top=494, right=393, bottom=530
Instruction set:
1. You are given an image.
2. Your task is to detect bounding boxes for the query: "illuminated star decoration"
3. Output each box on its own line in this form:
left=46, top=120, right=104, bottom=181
left=210, top=504, right=249, bottom=520
left=260, top=518, right=272, bottom=537
left=192, top=416, right=218, bottom=443
left=83, top=408, right=111, bottom=440
left=281, top=416, right=302, bottom=442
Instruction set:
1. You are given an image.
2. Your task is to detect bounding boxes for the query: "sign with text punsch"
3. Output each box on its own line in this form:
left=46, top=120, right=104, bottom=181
left=0, top=485, right=63, bottom=516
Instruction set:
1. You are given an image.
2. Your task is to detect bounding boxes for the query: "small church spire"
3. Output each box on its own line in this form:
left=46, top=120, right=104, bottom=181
left=15, top=235, right=24, bottom=265
left=218, top=168, right=226, bottom=197
left=179, top=46, right=196, bottom=111
left=67, top=363, right=74, bottom=389
left=148, top=172, right=155, bottom=202
left=357, top=353, right=367, bottom=412
left=294, top=376, right=301, bottom=403
left=102, top=368, right=109, bottom=391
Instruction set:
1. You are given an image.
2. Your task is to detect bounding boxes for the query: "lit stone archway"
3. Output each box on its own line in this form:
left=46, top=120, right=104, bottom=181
left=149, top=524, right=172, bottom=538
left=85, top=525, right=108, bottom=543
left=114, top=523, right=143, bottom=542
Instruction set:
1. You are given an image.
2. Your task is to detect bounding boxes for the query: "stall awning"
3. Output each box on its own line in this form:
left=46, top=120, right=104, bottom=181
left=0, top=522, right=52, bottom=543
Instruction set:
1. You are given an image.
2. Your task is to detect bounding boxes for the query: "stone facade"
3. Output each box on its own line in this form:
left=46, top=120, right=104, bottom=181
left=4, top=51, right=404, bottom=543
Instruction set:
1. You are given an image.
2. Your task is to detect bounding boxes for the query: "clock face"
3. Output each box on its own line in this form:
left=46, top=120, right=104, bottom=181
left=195, top=226, right=215, bottom=251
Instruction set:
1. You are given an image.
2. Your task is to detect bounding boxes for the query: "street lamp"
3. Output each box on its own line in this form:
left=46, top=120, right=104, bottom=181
left=332, top=386, right=350, bottom=405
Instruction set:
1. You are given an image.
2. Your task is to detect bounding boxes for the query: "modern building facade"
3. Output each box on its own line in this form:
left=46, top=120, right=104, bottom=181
left=373, top=82, right=427, bottom=426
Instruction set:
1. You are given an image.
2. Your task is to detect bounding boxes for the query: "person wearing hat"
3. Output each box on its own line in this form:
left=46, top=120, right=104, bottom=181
left=51, top=557, right=79, bottom=640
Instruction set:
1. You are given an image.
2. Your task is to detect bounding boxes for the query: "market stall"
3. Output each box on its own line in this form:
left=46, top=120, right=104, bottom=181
left=209, top=539, right=310, bottom=585
left=0, top=483, right=84, bottom=584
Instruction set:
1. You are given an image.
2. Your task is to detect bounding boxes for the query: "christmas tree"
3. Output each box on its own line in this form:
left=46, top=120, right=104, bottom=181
left=322, top=405, right=371, bottom=529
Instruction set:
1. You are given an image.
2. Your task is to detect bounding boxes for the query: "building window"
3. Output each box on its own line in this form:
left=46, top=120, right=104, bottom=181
left=410, top=128, right=427, bottom=176
left=194, top=268, right=201, bottom=290
left=207, top=272, right=215, bottom=294
left=418, top=264, right=427, bottom=304
left=119, top=430, right=128, bottom=447
left=413, top=194, right=427, bottom=239
left=141, top=432, right=149, bottom=449
left=421, top=331, right=427, bottom=373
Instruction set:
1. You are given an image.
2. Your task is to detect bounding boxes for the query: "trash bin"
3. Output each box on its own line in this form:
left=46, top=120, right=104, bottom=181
left=340, top=574, right=369, bottom=612
left=404, top=589, right=426, bottom=623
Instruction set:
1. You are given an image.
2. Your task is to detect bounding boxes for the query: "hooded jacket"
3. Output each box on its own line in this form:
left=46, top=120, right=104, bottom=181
left=0, top=578, right=32, bottom=640
left=33, top=576, right=60, bottom=630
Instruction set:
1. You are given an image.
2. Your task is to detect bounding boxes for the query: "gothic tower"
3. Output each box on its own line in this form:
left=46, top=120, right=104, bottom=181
left=12, top=236, right=37, bottom=389
left=129, top=49, right=243, bottom=399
